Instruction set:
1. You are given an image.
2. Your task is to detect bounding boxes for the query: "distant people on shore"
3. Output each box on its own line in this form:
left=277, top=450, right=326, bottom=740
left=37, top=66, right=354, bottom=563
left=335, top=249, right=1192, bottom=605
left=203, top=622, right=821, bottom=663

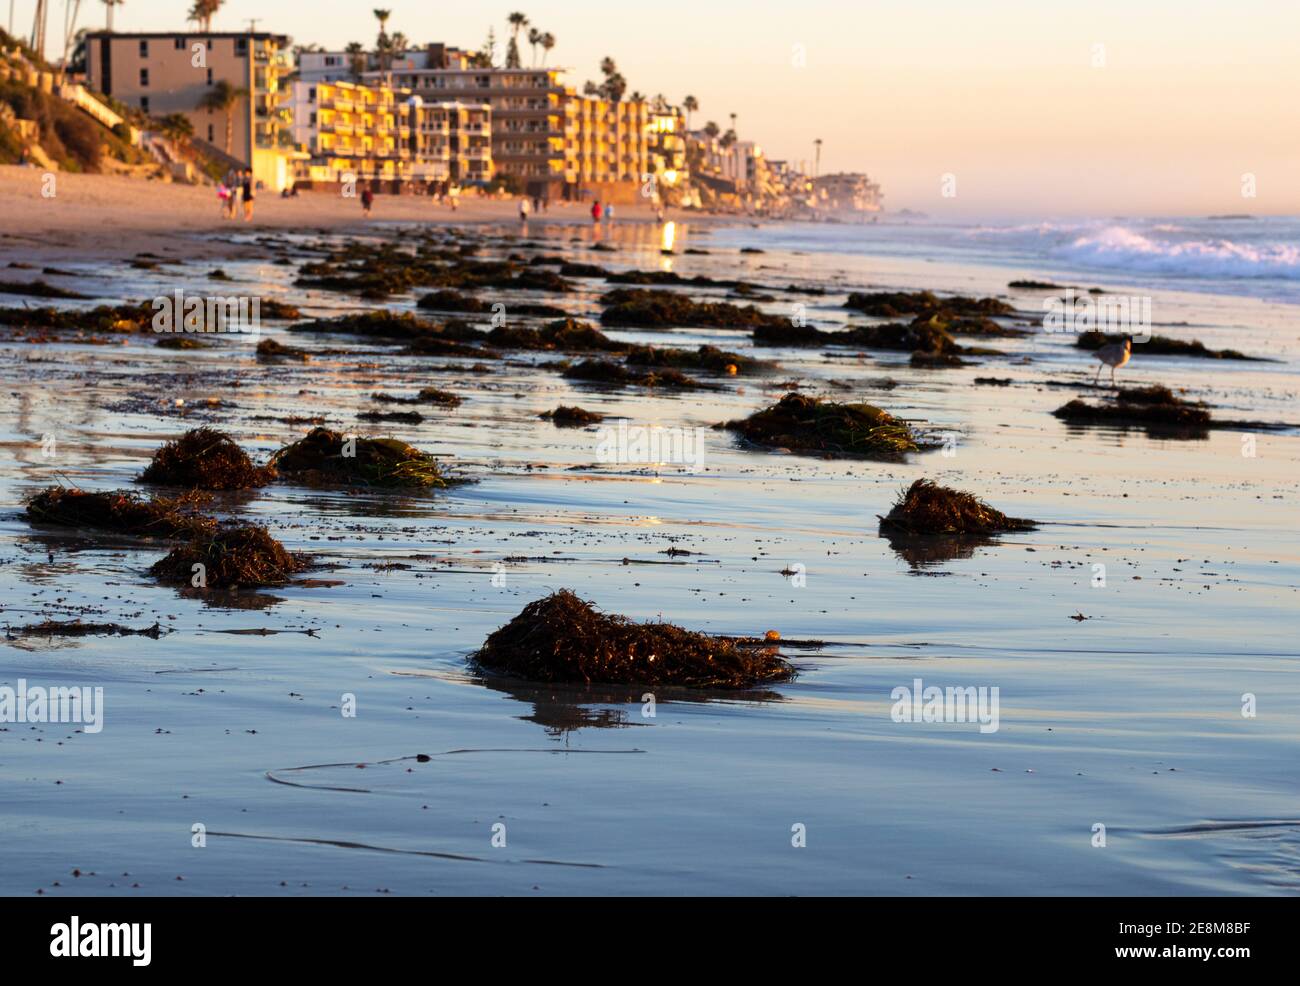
left=361, top=185, right=375, bottom=217
left=217, top=179, right=231, bottom=217
left=591, top=200, right=602, bottom=222
left=241, top=169, right=255, bottom=221
left=519, top=196, right=531, bottom=223
left=604, top=203, right=615, bottom=224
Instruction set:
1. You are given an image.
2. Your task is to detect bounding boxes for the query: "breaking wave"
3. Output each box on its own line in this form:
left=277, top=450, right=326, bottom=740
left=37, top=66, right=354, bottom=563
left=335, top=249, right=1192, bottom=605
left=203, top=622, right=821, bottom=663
left=1051, top=226, right=1300, bottom=279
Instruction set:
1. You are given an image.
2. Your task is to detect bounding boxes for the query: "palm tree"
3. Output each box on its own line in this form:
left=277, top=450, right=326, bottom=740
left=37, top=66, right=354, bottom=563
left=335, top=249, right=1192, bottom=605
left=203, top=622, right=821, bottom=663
left=527, top=27, right=541, bottom=66
left=683, top=95, right=698, bottom=131
left=540, top=32, right=555, bottom=65
left=390, top=31, right=408, bottom=54
left=729, top=112, right=737, bottom=135
left=187, top=0, right=222, bottom=32
left=196, top=78, right=248, bottom=156
left=720, top=129, right=736, bottom=149
left=703, top=120, right=719, bottom=139
left=101, top=0, right=125, bottom=31
left=813, top=138, right=822, bottom=177
left=506, top=12, right=527, bottom=68
left=373, top=9, right=393, bottom=73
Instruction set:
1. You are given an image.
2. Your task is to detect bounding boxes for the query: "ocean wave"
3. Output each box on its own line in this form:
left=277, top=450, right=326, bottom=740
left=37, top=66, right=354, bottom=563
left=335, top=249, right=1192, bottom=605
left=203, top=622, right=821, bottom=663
left=1052, top=226, right=1300, bottom=279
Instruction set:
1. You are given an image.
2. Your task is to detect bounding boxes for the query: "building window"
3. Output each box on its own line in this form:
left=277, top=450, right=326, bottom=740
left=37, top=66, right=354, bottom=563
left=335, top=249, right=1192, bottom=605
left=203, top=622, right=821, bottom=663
left=139, top=68, right=149, bottom=87
left=236, top=38, right=248, bottom=54
left=208, top=124, right=214, bottom=141
left=141, top=97, right=150, bottom=113
left=139, top=40, right=148, bottom=57
left=309, top=87, right=317, bottom=101
left=174, top=38, right=185, bottom=50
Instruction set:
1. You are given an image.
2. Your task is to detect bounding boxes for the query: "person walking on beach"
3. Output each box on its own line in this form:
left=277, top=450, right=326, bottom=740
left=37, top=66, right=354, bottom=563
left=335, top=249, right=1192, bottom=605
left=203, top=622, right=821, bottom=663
left=519, top=196, right=531, bottom=223
left=217, top=179, right=231, bottom=218
left=604, top=203, right=615, bottom=224
left=591, top=200, right=602, bottom=223
left=361, top=185, right=375, bottom=217
left=241, top=169, right=255, bottom=222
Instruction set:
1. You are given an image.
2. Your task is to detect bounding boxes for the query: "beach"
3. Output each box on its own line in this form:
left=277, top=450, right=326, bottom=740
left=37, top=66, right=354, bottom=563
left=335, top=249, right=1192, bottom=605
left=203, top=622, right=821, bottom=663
left=1, top=174, right=1298, bottom=896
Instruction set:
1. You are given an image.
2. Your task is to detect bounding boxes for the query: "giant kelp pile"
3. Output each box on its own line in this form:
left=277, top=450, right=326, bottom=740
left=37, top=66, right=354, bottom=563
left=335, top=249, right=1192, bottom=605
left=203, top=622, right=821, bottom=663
left=562, top=359, right=705, bottom=390
left=878, top=479, right=1037, bottom=536
left=1075, top=331, right=1259, bottom=361
left=487, top=318, right=627, bottom=353
left=719, top=393, right=925, bottom=458
left=269, top=427, right=457, bottom=489
left=139, top=428, right=277, bottom=490
left=844, top=290, right=1015, bottom=319
left=625, top=343, right=773, bottom=375
left=600, top=288, right=788, bottom=330
left=148, top=523, right=304, bottom=588
left=1053, top=385, right=1212, bottom=431
left=473, top=590, right=796, bottom=688
left=25, top=487, right=216, bottom=539
left=0, top=300, right=154, bottom=335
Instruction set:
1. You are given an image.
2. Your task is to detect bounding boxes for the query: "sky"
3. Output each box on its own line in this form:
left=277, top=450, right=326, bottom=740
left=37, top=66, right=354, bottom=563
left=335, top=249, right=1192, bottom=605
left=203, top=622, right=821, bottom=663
left=13, top=0, right=1300, bottom=218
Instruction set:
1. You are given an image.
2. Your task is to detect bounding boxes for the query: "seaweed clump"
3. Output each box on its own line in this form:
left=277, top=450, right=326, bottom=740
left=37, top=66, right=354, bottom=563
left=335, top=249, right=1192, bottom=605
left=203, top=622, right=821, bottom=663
left=1053, top=386, right=1211, bottom=432
left=719, top=393, right=924, bottom=458
left=473, top=590, right=795, bottom=688
left=1075, top=331, right=1259, bottom=361
left=540, top=405, right=605, bottom=426
left=148, top=524, right=304, bottom=588
left=600, top=288, right=788, bottom=330
left=25, top=487, right=216, bottom=539
left=562, top=359, right=704, bottom=390
left=877, top=479, right=1037, bottom=536
left=139, top=428, right=276, bottom=490
left=487, top=318, right=626, bottom=353
left=270, top=427, right=456, bottom=489
left=625, top=344, right=773, bottom=375
left=844, top=290, right=1014, bottom=319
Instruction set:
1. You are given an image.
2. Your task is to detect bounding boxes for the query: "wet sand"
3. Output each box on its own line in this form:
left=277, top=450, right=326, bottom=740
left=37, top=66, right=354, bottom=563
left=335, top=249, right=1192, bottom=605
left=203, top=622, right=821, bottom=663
left=1, top=203, right=1298, bottom=896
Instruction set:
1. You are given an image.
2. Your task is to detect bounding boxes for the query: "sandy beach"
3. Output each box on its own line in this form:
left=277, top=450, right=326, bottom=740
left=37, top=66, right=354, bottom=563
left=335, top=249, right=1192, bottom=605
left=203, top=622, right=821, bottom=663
left=0, top=166, right=689, bottom=265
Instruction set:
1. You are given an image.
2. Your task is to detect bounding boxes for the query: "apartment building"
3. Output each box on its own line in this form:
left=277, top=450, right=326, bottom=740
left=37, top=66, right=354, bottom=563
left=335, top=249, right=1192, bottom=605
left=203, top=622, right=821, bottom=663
left=289, top=78, right=491, bottom=185
left=83, top=30, right=295, bottom=189
left=300, top=46, right=648, bottom=201
left=646, top=106, right=694, bottom=207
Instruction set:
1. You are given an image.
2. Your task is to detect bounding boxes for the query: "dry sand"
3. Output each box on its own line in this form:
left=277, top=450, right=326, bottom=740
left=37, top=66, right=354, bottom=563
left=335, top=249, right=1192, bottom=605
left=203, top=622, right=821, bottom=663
left=0, top=165, right=696, bottom=266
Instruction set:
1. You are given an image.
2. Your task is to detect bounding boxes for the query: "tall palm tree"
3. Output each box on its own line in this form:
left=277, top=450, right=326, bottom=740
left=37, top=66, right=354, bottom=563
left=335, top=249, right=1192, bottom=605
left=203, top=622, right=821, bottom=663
left=187, top=0, right=222, bottom=32
left=540, top=32, right=555, bottom=65
left=729, top=112, right=737, bottom=135
left=373, top=8, right=392, bottom=72
left=527, top=27, right=541, bottom=66
left=813, top=138, right=822, bottom=178
left=345, top=40, right=365, bottom=80
left=682, top=95, right=698, bottom=131
left=703, top=120, right=719, bottom=139
left=506, top=12, right=527, bottom=68
left=390, top=31, right=408, bottom=54
left=101, top=0, right=125, bottom=31
left=196, top=78, right=248, bottom=156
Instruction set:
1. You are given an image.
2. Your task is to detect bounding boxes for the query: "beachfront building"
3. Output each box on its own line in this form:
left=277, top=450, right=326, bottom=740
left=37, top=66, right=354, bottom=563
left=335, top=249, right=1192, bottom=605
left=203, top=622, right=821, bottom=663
left=83, top=30, right=296, bottom=190
left=298, top=45, right=649, bottom=203
left=645, top=104, right=696, bottom=208
left=811, top=172, right=884, bottom=214
left=288, top=78, right=491, bottom=185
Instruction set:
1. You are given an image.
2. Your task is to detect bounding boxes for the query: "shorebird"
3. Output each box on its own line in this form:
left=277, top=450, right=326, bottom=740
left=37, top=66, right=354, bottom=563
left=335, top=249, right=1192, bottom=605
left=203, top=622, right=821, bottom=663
left=1093, top=336, right=1132, bottom=385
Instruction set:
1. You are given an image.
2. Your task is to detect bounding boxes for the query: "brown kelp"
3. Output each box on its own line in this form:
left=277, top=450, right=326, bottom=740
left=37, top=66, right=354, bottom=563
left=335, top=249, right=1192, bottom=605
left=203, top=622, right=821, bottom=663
left=877, top=479, right=1037, bottom=536
left=149, top=524, right=304, bottom=588
left=540, top=405, right=605, bottom=426
left=270, top=427, right=457, bottom=489
left=25, top=487, right=216, bottom=539
left=1075, top=330, right=1260, bottom=361
left=720, top=393, right=925, bottom=458
left=139, top=428, right=276, bottom=490
left=600, top=288, right=788, bottom=330
left=473, top=590, right=796, bottom=688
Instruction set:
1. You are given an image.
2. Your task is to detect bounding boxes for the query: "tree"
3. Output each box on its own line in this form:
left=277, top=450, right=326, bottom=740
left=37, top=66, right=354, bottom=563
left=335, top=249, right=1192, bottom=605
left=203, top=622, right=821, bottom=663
left=587, top=57, right=627, bottom=103
left=390, top=32, right=408, bottom=54
left=703, top=120, right=719, bottom=139
left=345, top=41, right=366, bottom=80
left=814, top=137, right=822, bottom=177
left=471, top=27, right=497, bottom=68
left=720, top=129, right=736, bottom=149
left=158, top=112, right=194, bottom=144
left=187, top=0, right=223, bottom=32
left=527, top=28, right=541, bottom=66
left=506, top=12, right=528, bottom=68
left=196, top=79, right=248, bottom=155
left=729, top=112, right=737, bottom=134
left=683, top=95, right=698, bottom=130
left=540, top=32, right=555, bottom=65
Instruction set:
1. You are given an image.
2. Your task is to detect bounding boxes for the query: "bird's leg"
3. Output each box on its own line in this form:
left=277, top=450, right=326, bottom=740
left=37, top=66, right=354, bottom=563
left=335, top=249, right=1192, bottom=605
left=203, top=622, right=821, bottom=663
left=1094, top=361, right=1102, bottom=384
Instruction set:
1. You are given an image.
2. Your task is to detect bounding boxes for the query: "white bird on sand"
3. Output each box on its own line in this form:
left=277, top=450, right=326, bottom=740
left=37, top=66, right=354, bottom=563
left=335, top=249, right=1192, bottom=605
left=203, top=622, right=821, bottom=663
left=1093, top=336, right=1132, bottom=385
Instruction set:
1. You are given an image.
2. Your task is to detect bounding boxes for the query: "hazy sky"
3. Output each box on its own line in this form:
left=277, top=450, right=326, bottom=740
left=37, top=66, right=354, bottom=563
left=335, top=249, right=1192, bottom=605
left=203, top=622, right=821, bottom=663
left=17, top=0, right=1300, bottom=218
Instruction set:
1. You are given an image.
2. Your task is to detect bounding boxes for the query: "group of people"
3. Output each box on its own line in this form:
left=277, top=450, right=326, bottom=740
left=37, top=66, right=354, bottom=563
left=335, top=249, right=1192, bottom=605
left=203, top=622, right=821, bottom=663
left=216, top=169, right=256, bottom=221
left=590, top=200, right=615, bottom=224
